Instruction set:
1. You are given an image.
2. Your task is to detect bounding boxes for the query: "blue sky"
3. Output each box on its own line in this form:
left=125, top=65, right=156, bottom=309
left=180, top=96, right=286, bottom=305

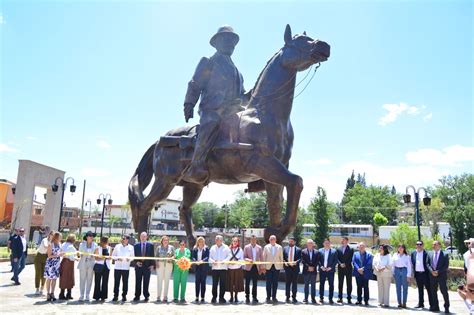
left=1, top=0, right=472, bottom=209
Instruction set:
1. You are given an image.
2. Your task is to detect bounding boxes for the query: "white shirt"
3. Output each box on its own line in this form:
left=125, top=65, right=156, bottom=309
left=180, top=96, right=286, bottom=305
left=112, top=243, right=134, bottom=270
left=21, top=236, right=27, bottom=252
left=96, top=245, right=112, bottom=269
left=251, top=245, right=257, bottom=261
left=464, top=249, right=473, bottom=270
left=373, top=253, right=392, bottom=276
left=271, top=245, right=276, bottom=256
left=61, top=242, right=77, bottom=261
left=37, top=237, right=49, bottom=254
left=415, top=250, right=425, bottom=272
left=228, top=247, right=243, bottom=270
left=324, top=249, right=330, bottom=267
left=392, top=253, right=412, bottom=277
left=309, top=250, right=313, bottom=260
left=197, top=248, right=203, bottom=261
left=209, top=244, right=230, bottom=270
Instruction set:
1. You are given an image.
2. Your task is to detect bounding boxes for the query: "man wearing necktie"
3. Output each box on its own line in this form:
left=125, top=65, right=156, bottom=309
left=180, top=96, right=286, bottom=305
left=283, top=237, right=301, bottom=303
left=352, top=242, right=373, bottom=306
left=133, top=232, right=155, bottom=302
left=319, top=239, right=337, bottom=304
left=337, top=237, right=354, bottom=304
left=427, top=240, right=450, bottom=313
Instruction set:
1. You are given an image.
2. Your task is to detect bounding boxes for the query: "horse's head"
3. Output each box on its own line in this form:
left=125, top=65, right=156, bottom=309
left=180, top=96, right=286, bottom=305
left=280, top=24, right=330, bottom=71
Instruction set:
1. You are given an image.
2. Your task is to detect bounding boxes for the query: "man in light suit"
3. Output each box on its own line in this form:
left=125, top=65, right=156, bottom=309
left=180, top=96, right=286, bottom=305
left=319, top=238, right=337, bottom=304
left=263, top=235, right=283, bottom=303
left=243, top=235, right=263, bottom=303
left=352, top=242, right=373, bottom=306
left=133, top=232, right=155, bottom=302
left=283, top=237, right=301, bottom=303
left=301, top=239, right=320, bottom=304
left=427, top=240, right=450, bottom=313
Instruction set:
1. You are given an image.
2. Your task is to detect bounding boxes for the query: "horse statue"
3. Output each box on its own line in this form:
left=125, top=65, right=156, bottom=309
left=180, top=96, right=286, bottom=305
left=129, top=25, right=330, bottom=245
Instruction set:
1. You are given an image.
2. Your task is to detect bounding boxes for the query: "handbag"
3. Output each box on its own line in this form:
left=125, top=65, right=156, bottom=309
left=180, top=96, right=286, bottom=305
left=93, top=263, right=105, bottom=273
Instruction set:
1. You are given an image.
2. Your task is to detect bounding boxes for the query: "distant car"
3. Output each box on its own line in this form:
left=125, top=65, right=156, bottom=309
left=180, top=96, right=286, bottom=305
left=444, top=246, right=458, bottom=256
left=348, top=242, right=359, bottom=250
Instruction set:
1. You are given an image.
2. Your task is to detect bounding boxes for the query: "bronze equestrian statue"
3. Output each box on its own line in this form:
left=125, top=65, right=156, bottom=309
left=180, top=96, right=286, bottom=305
left=129, top=25, right=330, bottom=246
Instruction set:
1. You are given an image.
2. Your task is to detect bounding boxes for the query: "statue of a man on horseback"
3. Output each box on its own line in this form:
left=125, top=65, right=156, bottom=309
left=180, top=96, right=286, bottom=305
left=182, top=25, right=248, bottom=185
left=129, top=25, right=330, bottom=246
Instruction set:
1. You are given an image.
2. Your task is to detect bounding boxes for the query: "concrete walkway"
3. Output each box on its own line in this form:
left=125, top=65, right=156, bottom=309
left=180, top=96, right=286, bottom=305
left=0, top=262, right=467, bottom=314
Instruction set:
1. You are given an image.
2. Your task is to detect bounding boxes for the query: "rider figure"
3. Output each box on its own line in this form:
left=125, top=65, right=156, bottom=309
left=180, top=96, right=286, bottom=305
left=182, top=25, right=247, bottom=184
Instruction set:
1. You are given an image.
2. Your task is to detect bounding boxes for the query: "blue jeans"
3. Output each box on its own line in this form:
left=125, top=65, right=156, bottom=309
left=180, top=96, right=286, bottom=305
left=12, top=252, right=26, bottom=282
left=303, top=273, right=316, bottom=300
left=394, top=267, right=408, bottom=304
left=265, top=266, right=279, bottom=299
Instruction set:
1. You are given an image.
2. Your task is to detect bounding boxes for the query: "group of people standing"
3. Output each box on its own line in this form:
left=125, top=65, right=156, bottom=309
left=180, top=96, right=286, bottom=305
left=8, top=228, right=473, bottom=313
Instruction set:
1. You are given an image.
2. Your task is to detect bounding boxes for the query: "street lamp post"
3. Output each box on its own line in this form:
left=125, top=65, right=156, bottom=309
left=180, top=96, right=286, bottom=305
left=403, top=185, right=431, bottom=241
left=97, top=193, right=113, bottom=238
left=448, top=229, right=453, bottom=254
left=52, top=176, right=76, bottom=232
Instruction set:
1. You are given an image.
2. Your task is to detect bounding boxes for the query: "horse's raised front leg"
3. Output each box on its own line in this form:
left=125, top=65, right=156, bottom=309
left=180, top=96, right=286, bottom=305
left=179, top=183, right=203, bottom=249
left=250, top=155, right=303, bottom=242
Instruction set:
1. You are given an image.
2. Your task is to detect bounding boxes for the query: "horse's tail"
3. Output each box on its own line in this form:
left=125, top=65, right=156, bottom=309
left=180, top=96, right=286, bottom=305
left=128, top=143, right=156, bottom=222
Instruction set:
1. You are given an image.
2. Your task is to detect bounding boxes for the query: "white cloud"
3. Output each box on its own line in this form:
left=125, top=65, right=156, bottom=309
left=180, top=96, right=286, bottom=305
left=81, top=167, right=110, bottom=177
left=305, top=158, right=332, bottom=166
left=0, top=143, right=19, bottom=152
left=423, top=112, right=433, bottom=121
left=378, top=102, right=425, bottom=126
left=97, top=140, right=111, bottom=149
left=405, top=145, right=474, bottom=166
left=26, top=136, right=37, bottom=140
left=0, top=13, right=4, bottom=25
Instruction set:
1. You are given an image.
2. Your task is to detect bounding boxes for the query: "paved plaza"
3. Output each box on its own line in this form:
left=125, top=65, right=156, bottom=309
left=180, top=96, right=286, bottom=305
left=0, top=262, right=467, bottom=314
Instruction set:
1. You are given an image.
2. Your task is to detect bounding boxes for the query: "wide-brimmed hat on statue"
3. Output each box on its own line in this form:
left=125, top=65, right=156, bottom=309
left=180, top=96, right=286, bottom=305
left=210, top=25, right=239, bottom=48
left=83, top=231, right=96, bottom=241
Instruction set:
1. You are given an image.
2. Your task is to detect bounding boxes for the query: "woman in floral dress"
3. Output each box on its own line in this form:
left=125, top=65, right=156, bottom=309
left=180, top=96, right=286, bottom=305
left=44, top=231, right=63, bottom=302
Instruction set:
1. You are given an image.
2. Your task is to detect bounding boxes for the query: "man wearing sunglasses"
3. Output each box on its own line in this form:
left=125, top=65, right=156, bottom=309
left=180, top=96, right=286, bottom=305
left=410, top=240, right=433, bottom=310
left=10, top=227, right=28, bottom=285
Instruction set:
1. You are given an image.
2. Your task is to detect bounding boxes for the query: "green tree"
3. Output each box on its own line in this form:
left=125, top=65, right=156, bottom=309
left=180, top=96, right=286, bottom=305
left=192, top=202, right=220, bottom=228
left=343, top=184, right=400, bottom=224
left=227, top=192, right=268, bottom=228
left=390, top=223, right=419, bottom=250
left=373, top=212, right=388, bottom=234
left=420, top=197, right=443, bottom=236
left=432, top=174, right=474, bottom=253
left=308, top=187, right=329, bottom=248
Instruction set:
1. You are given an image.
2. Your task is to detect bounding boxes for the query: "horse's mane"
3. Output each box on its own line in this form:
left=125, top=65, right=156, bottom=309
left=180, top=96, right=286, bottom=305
left=247, top=49, right=282, bottom=108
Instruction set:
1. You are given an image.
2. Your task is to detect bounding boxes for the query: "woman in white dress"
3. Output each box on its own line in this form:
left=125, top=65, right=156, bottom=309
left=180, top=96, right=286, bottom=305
left=372, top=244, right=392, bottom=307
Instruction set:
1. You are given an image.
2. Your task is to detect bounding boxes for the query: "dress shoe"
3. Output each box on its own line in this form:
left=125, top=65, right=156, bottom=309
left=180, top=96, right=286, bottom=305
left=329, top=299, right=334, bottom=304
left=272, top=298, right=278, bottom=303
left=312, top=299, right=317, bottom=304
left=429, top=308, right=440, bottom=312
left=201, top=298, right=205, bottom=303
left=415, top=304, right=424, bottom=308
left=195, top=298, right=199, bottom=303
left=180, top=299, right=186, bottom=303
left=14, top=281, right=20, bottom=285
left=229, top=297, right=234, bottom=303
left=112, top=297, right=118, bottom=302
left=355, top=301, right=362, bottom=305
left=211, top=298, right=217, bottom=303
left=364, top=301, right=369, bottom=306
left=286, top=298, right=291, bottom=303
left=252, top=298, right=259, bottom=303
left=402, top=304, right=407, bottom=308
left=303, top=299, right=308, bottom=304
left=133, top=297, right=140, bottom=302
left=337, top=298, right=343, bottom=303
left=292, top=298, right=297, bottom=303
left=319, top=298, right=324, bottom=304
left=246, top=297, right=250, bottom=304
left=219, top=298, right=226, bottom=304
left=122, top=297, right=127, bottom=302
left=144, top=298, right=149, bottom=302
left=266, top=297, right=272, bottom=303
left=444, top=308, right=450, bottom=313
left=347, top=299, right=352, bottom=304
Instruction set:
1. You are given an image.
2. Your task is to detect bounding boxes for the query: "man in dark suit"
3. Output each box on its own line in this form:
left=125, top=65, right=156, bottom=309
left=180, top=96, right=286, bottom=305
left=133, top=231, right=154, bottom=302
left=352, top=242, right=373, bottom=306
left=411, top=240, right=433, bottom=309
left=427, top=240, right=450, bottom=313
left=11, top=227, right=27, bottom=285
left=283, top=237, right=301, bottom=303
left=337, top=236, right=354, bottom=304
left=319, top=238, right=337, bottom=304
left=301, top=239, right=320, bottom=304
